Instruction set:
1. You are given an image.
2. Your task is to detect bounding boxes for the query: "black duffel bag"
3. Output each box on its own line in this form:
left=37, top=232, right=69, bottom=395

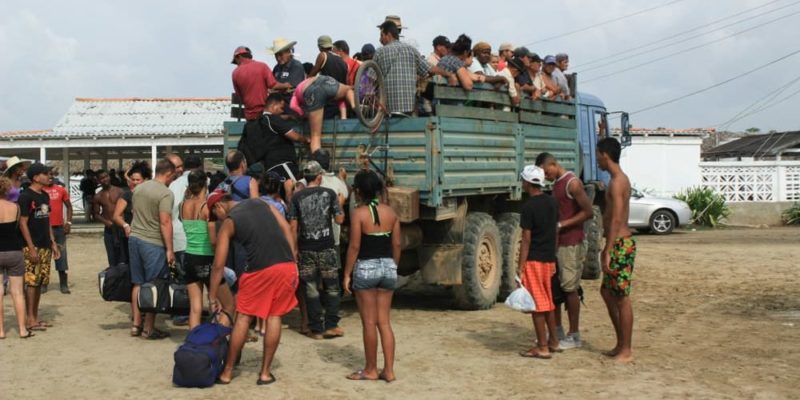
left=98, top=263, right=132, bottom=302
left=138, top=278, right=189, bottom=315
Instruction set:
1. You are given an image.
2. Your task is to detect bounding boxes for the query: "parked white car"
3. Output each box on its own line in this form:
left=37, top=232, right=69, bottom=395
left=628, top=188, right=692, bottom=234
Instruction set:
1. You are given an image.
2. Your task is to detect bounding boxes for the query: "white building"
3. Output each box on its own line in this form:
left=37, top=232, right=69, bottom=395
left=618, top=128, right=708, bottom=196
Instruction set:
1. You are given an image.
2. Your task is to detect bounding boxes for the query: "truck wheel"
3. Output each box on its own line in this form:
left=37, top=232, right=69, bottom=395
left=496, top=213, right=522, bottom=300
left=454, top=212, right=502, bottom=310
left=582, top=205, right=603, bottom=280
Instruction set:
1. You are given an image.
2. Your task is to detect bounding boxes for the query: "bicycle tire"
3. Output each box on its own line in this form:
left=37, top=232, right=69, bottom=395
left=353, top=60, right=386, bottom=132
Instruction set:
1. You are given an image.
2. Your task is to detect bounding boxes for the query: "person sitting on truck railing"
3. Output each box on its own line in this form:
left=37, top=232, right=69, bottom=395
left=496, top=57, right=523, bottom=107
left=436, top=34, right=475, bottom=91
left=542, top=55, right=569, bottom=100
left=373, top=20, right=456, bottom=114
left=290, top=75, right=356, bottom=155
left=469, top=42, right=508, bottom=86
left=428, top=35, right=451, bottom=66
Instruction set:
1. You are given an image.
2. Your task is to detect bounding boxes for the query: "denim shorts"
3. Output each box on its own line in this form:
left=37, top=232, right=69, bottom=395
left=129, top=236, right=168, bottom=285
left=352, top=258, right=397, bottom=291
left=303, top=75, right=340, bottom=113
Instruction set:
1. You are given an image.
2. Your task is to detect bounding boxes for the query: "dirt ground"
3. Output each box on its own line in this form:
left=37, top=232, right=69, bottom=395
left=1, top=227, right=799, bottom=399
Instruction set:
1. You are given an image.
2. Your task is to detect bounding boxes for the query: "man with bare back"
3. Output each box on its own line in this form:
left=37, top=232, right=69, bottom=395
left=596, top=137, right=636, bottom=364
left=93, top=170, right=124, bottom=266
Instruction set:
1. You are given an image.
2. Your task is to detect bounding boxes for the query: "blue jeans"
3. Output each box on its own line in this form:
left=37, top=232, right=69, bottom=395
left=129, top=236, right=167, bottom=285
left=53, top=226, right=68, bottom=272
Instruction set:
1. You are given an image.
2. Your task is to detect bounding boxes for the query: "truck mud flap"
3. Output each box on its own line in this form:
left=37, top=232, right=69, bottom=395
left=418, top=244, right=464, bottom=285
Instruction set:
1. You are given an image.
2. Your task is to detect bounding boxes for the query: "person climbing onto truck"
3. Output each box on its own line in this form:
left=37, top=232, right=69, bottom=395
left=536, top=152, right=593, bottom=349
left=518, top=165, right=561, bottom=359
left=596, top=137, right=636, bottom=364
left=289, top=75, right=356, bottom=155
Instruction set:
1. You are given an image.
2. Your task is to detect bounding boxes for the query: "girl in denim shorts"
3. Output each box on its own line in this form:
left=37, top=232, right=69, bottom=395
left=343, top=170, right=400, bottom=382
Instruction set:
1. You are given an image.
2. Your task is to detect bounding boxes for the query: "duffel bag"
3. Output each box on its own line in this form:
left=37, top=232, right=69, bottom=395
left=172, top=312, right=233, bottom=388
left=138, top=278, right=189, bottom=314
left=98, top=263, right=132, bottom=302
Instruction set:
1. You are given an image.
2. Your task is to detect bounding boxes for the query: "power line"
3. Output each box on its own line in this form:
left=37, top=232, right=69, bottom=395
left=627, top=49, right=800, bottom=116
left=719, top=82, right=800, bottom=129
left=581, top=10, right=800, bottom=83
left=576, top=0, right=800, bottom=70
left=522, top=0, right=689, bottom=46
left=716, top=74, right=800, bottom=129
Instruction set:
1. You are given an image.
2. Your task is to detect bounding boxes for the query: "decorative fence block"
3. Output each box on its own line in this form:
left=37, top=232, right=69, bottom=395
left=700, top=161, right=800, bottom=202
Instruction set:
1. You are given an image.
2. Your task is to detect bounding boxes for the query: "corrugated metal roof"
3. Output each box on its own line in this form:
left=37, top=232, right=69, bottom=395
left=612, top=127, right=713, bottom=137
left=2, top=98, right=235, bottom=140
left=0, top=129, right=53, bottom=138
left=703, top=131, right=800, bottom=158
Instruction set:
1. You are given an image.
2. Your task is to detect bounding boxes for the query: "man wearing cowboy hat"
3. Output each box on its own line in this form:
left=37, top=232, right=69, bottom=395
left=2, top=156, right=31, bottom=203
left=378, top=15, right=406, bottom=34
left=269, top=38, right=305, bottom=111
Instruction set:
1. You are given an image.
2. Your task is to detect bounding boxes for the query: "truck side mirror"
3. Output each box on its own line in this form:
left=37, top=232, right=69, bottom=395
left=620, top=112, right=632, bottom=148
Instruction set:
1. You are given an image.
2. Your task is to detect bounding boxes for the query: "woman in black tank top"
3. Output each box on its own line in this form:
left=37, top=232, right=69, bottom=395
left=0, top=176, right=33, bottom=338
left=343, top=170, right=401, bottom=382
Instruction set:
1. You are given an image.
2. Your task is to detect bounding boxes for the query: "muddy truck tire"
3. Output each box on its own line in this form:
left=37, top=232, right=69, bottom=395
left=496, top=213, right=522, bottom=300
left=582, top=205, right=603, bottom=280
left=454, top=212, right=502, bottom=310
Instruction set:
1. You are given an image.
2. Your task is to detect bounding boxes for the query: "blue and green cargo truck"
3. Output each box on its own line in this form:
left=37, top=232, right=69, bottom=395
left=224, top=83, right=630, bottom=309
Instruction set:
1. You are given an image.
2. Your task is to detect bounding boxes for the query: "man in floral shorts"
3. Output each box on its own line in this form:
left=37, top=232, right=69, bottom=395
left=597, top=137, right=636, bottom=364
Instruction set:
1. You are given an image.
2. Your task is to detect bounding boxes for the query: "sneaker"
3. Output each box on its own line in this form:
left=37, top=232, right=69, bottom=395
left=60, top=284, right=71, bottom=294
left=560, top=333, right=582, bottom=350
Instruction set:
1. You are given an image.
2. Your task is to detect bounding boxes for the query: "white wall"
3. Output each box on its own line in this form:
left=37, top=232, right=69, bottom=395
left=620, top=136, right=703, bottom=196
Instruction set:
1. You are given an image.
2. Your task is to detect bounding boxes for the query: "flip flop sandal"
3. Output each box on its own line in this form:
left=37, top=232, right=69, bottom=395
left=346, top=370, right=379, bottom=381
left=20, top=331, right=35, bottom=339
left=27, top=325, right=47, bottom=332
left=256, top=373, right=277, bottom=385
left=130, top=325, right=143, bottom=337
left=38, top=321, right=53, bottom=328
left=142, top=330, right=170, bottom=340
left=519, top=350, right=552, bottom=359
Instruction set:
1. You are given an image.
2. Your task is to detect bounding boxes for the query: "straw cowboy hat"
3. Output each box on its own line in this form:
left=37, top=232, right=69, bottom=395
left=266, top=37, right=297, bottom=55
left=2, top=156, right=31, bottom=177
left=377, top=15, right=406, bottom=30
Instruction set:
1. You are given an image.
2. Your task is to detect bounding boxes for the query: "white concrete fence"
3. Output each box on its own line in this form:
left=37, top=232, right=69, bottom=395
left=700, top=160, right=800, bottom=202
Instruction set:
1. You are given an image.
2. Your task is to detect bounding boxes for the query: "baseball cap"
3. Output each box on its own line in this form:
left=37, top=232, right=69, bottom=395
left=231, top=46, right=251, bottom=64
left=529, top=53, right=542, bottom=63
left=520, top=165, right=545, bottom=186
left=507, top=57, right=525, bottom=71
left=246, top=162, right=265, bottom=178
left=206, top=189, right=228, bottom=221
left=317, top=35, right=333, bottom=49
left=433, top=35, right=451, bottom=48
left=361, top=43, right=376, bottom=56
left=499, top=42, right=513, bottom=52
left=544, top=55, right=557, bottom=65
left=26, top=162, right=51, bottom=180
left=513, top=46, right=531, bottom=59
left=556, top=53, right=569, bottom=62
left=303, top=160, right=324, bottom=177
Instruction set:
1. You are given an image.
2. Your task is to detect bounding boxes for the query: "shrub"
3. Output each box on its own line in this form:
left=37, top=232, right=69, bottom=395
left=782, top=202, right=800, bottom=225
left=674, top=187, right=730, bottom=227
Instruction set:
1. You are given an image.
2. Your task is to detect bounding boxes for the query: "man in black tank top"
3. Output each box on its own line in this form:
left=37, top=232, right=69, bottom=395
left=208, top=193, right=298, bottom=385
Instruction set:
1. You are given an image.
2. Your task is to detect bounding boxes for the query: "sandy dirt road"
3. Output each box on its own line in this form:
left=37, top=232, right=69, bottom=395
left=1, top=228, right=798, bottom=399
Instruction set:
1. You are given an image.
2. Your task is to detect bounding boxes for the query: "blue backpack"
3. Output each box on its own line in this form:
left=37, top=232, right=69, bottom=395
left=172, top=312, right=233, bottom=388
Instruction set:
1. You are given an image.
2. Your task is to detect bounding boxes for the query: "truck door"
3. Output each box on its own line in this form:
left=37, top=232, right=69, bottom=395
left=580, top=106, right=610, bottom=185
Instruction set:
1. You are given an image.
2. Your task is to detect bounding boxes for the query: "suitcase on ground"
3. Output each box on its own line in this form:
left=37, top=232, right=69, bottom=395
left=98, top=263, right=132, bottom=302
left=172, top=312, right=233, bottom=388
left=138, top=278, right=189, bottom=314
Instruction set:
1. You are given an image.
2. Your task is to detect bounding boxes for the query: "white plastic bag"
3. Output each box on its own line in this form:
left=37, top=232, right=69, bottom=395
left=504, top=277, right=536, bottom=312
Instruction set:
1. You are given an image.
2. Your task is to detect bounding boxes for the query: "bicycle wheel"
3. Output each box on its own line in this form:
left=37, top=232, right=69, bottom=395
left=353, top=60, right=386, bottom=132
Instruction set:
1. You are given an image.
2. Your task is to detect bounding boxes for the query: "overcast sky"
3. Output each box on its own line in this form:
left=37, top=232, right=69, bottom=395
left=1, top=0, right=799, bottom=133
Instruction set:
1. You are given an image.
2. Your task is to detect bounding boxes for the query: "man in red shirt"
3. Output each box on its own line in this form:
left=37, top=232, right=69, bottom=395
left=44, top=169, right=73, bottom=294
left=536, top=152, right=594, bottom=349
left=231, top=46, right=293, bottom=165
left=332, top=40, right=361, bottom=86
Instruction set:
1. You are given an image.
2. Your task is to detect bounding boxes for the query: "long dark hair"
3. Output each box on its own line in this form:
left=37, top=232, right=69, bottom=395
left=186, top=169, right=208, bottom=198
left=353, top=169, right=384, bottom=203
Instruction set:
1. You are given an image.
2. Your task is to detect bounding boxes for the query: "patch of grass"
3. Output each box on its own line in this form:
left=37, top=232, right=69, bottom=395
left=782, top=202, right=800, bottom=225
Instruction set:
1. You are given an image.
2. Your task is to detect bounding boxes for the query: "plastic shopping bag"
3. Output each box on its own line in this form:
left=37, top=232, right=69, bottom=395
left=504, top=277, right=536, bottom=312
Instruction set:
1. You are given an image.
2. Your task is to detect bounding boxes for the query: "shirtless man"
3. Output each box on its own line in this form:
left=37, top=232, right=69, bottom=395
left=597, top=137, right=636, bottom=364
left=93, top=170, right=124, bottom=266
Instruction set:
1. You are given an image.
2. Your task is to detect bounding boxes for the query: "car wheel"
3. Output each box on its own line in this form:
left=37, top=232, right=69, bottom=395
left=649, top=209, right=676, bottom=235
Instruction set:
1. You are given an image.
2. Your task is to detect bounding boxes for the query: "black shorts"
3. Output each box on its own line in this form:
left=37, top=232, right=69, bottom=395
left=266, top=161, right=300, bottom=182
left=183, top=253, right=214, bottom=285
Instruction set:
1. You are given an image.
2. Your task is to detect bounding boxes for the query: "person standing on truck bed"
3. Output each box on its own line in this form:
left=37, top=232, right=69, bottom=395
left=469, top=42, right=510, bottom=86
left=517, top=165, right=561, bottom=359
left=373, top=20, right=456, bottom=114
left=231, top=46, right=292, bottom=166
left=596, top=137, right=636, bottom=364
left=436, top=34, right=475, bottom=91
left=543, top=55, right=570, bottom=101
left=536, top=152, right=594, bottom=349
